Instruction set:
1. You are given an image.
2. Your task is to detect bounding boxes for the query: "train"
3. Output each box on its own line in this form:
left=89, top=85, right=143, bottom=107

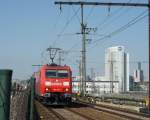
left=34, top=63, right=72, bottom=105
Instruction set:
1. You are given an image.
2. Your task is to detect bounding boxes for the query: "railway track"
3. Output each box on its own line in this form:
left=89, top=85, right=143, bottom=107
left=35, top=100, right=65, bottom=120
left=35, top=100, right=89, bottom=120
left=74, top=100, right=150, bottom=120
left=35, top=100, right=150, bottom=120
left=49, top=106, right=88, bottom=120
left=66, top=106, right=127, bottom=120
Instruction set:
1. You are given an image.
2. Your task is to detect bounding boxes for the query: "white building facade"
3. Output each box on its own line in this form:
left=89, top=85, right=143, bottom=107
left=72, top=80, right=119, bottom=96
left=105, top=46, right=129, bottom=93
left=93, top=76, right=119, bottom=95
left=72, top=75, right=119, bottom=96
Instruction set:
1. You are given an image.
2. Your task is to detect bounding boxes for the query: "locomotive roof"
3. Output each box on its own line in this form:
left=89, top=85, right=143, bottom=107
left=41, top=64, right=71, bottom=70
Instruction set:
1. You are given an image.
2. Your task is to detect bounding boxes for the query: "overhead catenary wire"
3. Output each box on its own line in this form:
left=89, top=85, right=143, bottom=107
left=89, top=9, right=148, bottom=48
left=98, top=3, right=135, bottom=32
left=52, top=33, right=81, bottom=63
left=40, top=5, right=64, bottom=65
left=85, top=5, right=95, bottom=22
left=57, top=33, right=77, bottom=37
left=96, top=0, right=133, bottom=30
left=53, top=0, right=148, bottom=66
left=53, top=0, right=148, bottom=57
left=71, top=5, right=81, bottom=23
left=45, top=4, right=81, bottom=65
left=54, top=0, right=148, bottom=68
left=50, top=11, right=62, bottom=33
left=53, top=0, right=131, bottom=49
left=52, top=7, right=81, bottom=46
left=62, top=49, right=80, bottom=64
left=60, top=0, right=137, bottom=55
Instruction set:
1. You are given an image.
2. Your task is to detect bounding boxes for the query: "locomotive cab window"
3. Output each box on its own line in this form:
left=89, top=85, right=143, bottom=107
left=46, top=70, right=57, bottom=78
left=57, top=70, right=69, bottom=78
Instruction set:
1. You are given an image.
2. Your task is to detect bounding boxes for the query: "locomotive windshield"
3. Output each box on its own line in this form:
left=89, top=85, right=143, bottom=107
left=57, top=70, right=68, bottom=78
left=46, top=70, right=69, bottom=78
left=46, top=70, right=57, bottom=78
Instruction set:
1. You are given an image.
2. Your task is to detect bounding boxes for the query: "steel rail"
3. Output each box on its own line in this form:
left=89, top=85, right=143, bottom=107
left=75, top=100, right=150, bottom=120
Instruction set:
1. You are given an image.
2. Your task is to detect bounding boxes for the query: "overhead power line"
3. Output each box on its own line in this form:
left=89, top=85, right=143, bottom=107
left=85, top=5, right=95, bottom=21
left=52, top=7, right=80, bottom=46
left=90, top=9, right=148, bottom=47
left=50, top=11, right=62, bottom=33
left=71, top=5, right=81, bottom=23
left=57, top=33, right=77, bottom=37
left=97, top=0, right=133, bottom=30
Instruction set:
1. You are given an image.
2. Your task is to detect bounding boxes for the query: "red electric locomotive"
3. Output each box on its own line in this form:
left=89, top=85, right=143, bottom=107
left=35, top=63, right=72, bottom=105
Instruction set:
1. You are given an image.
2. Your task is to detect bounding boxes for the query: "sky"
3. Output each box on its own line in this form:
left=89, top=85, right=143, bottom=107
left=0, top=0, right=149, bottom=80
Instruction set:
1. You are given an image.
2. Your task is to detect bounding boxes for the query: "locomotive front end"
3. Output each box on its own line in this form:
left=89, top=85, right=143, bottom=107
left=42, top=66, right=72, bottom=104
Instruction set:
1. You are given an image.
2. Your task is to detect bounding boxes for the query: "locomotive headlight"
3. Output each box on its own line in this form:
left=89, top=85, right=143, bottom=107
left=45, top=81, right=51, bottom=86
left=45, top=88, right=49, bottom=91
left=65, top=88, right=69, bottom=92
left=63, top=82, right=69, bottom=86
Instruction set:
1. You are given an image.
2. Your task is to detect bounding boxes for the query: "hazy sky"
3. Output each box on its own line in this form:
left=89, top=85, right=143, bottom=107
left=0, top=0, right=149, bottom=80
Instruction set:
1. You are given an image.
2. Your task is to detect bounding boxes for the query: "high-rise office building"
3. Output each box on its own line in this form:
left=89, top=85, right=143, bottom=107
left=105, top=46, right=129, bottom=93
left=133, top=62, right=144, bottom=83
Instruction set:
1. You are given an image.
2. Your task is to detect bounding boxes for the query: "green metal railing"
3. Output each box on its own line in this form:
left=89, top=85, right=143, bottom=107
left=29, top=77, right=35, bottom=120
left=0, top=69, right=12, bottom=120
